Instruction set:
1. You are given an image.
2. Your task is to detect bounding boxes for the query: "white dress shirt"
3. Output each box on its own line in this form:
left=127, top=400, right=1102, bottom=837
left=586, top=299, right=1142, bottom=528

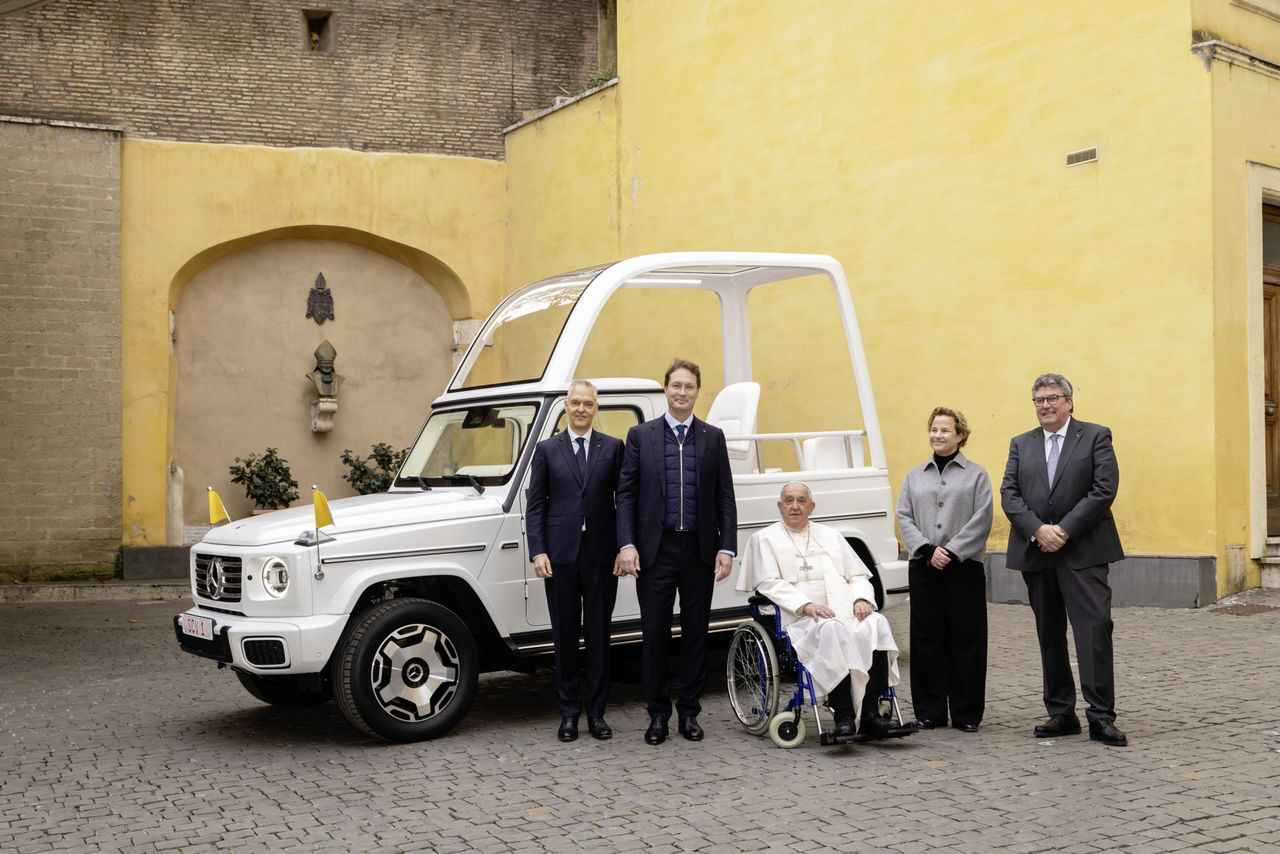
left=567, top=426, right=592, bottom=462
left=1042, top=417, right=1071, bottom=460
left=663, top=411, right=693, bottom=438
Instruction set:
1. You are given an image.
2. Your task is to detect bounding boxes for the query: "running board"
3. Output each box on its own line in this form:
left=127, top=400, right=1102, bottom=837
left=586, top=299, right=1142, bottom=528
left=510, top=613, right=751, bottom=656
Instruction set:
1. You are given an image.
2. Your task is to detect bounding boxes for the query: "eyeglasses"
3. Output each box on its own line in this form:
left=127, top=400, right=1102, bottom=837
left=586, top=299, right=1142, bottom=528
left=1032, top=394, right=1067, bottom=406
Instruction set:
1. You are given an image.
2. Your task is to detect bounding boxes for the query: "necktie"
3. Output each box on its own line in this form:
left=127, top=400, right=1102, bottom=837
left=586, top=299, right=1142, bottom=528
left=1047, top=433, right=1061, bottom=487
left=574, top=436, right=587, bottom=480
left=676, top=424, right=686, bottom=444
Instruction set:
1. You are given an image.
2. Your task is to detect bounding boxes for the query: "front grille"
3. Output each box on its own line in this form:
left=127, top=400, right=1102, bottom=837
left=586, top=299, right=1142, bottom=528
left=243, top=638, right=288, bottom=667
left=193, top=553, right=243, bottom=603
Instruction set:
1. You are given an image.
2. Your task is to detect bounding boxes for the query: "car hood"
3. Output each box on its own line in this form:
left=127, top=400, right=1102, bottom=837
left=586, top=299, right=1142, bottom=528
left=200, top=490, right=504, bottom=547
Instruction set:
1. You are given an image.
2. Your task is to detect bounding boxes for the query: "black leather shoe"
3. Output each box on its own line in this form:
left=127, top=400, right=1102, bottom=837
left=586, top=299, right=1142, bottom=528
left=557, top=714, right=579, bottom=742
left=856, top=714, right=917, bottom=741
left=644, top=715, right=668, bottom=745
left=587, top=716, right=612, bottom=740
left=910, top=718, right=945, bottom=730
left=833, top=712, right=857, bottom=738
left=677, top=715, right=704, bottom=741
left=954, top=722, right=980, bottom=733
left=1034, top=713, right=1082, bottom=738
left=1089, top=719, right=1128, bottom=747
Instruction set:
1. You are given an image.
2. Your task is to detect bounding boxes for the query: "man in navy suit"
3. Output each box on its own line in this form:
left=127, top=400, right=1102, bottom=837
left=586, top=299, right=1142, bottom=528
left=617, top=359, right=737, bottom=745
left=526, top=380, right=625, bottom=743
left=1001, top=372, right=1128, bottom=747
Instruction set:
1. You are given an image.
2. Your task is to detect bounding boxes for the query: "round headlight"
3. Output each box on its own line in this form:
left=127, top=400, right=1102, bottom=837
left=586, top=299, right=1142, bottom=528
left=262, top=557, right=290, bottom=598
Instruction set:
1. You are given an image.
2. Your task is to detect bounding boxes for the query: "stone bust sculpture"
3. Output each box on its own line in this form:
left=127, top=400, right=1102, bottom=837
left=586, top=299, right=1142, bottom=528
left=307, top=340, right=344, bottom=398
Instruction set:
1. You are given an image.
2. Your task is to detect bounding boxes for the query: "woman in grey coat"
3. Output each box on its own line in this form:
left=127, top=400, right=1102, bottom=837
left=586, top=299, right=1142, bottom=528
left=896, top=407, right=993, bottom=732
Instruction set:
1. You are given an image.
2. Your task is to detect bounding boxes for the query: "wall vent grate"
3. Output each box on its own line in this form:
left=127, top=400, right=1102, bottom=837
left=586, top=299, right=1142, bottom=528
left=1066, top=147, right=1099, bottom=167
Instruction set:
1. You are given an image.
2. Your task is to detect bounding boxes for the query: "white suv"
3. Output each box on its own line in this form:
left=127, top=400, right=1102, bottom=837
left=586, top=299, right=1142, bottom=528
left=175, top=252, right=908, bottom=742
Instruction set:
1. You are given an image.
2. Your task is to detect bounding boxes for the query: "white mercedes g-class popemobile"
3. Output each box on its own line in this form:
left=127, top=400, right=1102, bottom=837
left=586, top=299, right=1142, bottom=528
left=175, top=252, right=907, bottom=742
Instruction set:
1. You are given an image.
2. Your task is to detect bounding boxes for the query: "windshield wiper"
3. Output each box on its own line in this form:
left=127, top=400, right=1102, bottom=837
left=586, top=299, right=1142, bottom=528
left=433, top=474, right=486, bottom=495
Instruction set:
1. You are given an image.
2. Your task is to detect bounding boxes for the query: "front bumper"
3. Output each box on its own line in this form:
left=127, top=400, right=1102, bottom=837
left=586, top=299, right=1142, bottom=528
left=174, top=608, right=349, bottom=675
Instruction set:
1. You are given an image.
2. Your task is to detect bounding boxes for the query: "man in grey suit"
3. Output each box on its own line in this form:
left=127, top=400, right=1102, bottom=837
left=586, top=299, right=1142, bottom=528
left=1000, top=373, right=1128, bottom=747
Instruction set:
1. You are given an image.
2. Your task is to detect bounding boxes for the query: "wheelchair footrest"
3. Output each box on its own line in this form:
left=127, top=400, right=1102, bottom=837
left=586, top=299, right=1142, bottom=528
left=819, top=731, right=863, bottom=747
left=852, top=723, right=919, bottom=742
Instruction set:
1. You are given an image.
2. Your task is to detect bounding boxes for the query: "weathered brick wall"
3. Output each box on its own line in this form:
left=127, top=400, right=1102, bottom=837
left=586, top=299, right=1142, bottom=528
left=0, top=0, right=599, bottom=157
left=0, top=118, right=122, bottom=582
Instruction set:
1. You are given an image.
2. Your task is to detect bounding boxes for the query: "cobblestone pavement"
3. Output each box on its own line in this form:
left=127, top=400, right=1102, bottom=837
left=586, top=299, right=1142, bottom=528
left=2, top=591, right=1279, bottom=853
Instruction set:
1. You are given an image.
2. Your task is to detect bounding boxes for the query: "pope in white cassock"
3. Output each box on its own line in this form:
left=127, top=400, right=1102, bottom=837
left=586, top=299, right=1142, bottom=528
left=736, top=481, right=908, bottom=739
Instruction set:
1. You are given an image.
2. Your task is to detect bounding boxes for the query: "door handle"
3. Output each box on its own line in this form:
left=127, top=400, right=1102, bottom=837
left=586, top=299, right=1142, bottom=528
left=1267, top=400, right=1277, bottom=418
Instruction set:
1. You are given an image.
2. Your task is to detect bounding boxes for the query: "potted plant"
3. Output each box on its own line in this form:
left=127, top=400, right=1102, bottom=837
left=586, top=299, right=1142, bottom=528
left=229, top=447, right=300, bottom=512
left=341, top=442, right=408, bottom=495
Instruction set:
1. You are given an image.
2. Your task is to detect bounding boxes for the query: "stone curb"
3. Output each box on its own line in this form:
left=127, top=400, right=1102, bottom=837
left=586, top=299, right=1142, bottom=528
left=0, top=579, right=190, bottom=604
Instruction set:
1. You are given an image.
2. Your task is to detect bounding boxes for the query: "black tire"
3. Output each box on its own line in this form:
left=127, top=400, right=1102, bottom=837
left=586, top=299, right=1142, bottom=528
left=726, top=622, right=780, bottom=736
left=331, top=598, right=479, bottom=742
left=235, top=671, right=330, bottom=707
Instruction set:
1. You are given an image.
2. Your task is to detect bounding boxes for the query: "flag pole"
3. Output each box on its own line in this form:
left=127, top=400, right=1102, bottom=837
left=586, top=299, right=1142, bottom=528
left=299, top=484, right=336, bottom=581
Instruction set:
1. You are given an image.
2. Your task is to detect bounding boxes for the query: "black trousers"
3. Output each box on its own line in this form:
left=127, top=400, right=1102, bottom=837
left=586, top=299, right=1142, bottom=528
left=544, top=535, right=619, bottom=718
left=908, top=557, right=988, bottom=726
left=636, top=529, right=714, bottom=718
left=827, top=651, right=891, bottom=727
left=1022, top=561, right=1115, bottom=725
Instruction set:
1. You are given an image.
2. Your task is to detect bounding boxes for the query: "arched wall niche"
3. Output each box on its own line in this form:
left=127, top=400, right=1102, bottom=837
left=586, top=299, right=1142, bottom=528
left=168, top=224, right=473, bottom=319
left=170, top=232, right=461, bottom=536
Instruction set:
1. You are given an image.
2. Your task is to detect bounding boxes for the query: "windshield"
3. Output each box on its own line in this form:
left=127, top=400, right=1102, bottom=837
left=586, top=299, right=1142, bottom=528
left=396, top=403, right=540, bottom=488
left=452, top=266, right=608, bottom=390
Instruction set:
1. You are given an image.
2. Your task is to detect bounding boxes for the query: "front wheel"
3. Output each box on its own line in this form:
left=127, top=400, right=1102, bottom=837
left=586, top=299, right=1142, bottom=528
left=331, top=598, right=479, bottom=742
left=768, top=711, right=806, bottom=749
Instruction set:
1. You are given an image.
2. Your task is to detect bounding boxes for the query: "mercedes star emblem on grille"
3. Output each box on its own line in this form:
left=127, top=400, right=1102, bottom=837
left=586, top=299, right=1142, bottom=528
left=207, top=557, right=226, bottom=600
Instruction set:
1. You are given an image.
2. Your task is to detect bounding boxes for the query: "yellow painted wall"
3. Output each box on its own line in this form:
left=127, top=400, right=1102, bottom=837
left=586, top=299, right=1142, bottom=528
left=506, top=2, right=1222, bottom=561
left=1202, top=42, right=1280, bottom=590
left=1193, top=0, right=1280, bottom=57
left=121, top=140, right=506, bottom=545
left=113, top=1, right=1280, bottom=594
left=503, top=84, right=622, bottom=286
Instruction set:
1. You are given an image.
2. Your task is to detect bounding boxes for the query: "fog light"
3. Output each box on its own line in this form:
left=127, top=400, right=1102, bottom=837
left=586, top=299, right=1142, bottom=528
left=262, top=557, right=289, bottom=598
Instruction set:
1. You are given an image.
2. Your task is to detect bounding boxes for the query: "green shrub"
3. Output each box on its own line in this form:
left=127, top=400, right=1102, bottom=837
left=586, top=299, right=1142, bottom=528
left=341, top=443, right=408, bottom=495
left=229, top=447, right=300, bottom=510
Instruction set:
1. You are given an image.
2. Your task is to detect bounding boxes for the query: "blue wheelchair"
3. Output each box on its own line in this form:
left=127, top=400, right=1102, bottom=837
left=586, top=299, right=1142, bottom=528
left=727, top=595, right=912, bottom=748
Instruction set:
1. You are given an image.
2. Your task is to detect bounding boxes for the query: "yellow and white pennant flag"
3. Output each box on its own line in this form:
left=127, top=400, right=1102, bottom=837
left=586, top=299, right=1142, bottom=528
left=313, top=485, right=334, bottom=530
left=207, top=486, right=231, bottom=525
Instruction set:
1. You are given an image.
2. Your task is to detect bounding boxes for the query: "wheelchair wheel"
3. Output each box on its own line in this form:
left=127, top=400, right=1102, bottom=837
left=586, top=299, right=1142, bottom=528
left=768, top=712, right=806, bottom=749
left=726, top=621, right=780, bottom=736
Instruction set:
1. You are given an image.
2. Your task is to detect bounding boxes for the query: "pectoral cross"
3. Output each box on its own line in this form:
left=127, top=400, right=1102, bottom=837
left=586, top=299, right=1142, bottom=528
left=786, top=525, right=815, bottom=575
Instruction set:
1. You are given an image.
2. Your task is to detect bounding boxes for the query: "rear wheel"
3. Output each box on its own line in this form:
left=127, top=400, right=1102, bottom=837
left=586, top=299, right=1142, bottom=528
left=726, top=621, right=780, bottom=736
left=331, top=598, right=478, bottom=742
left=234, top=672, right=330, bottom=707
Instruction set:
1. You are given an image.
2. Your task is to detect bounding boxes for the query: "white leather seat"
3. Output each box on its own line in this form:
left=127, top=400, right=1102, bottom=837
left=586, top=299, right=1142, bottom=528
left=801, top=435, right=865, bottom=470
left=706, top=381, right=761, bottom=474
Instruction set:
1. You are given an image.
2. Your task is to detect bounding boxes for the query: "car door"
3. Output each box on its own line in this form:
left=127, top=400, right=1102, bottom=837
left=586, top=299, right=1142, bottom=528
left=520, top=399, right=646, bottom=627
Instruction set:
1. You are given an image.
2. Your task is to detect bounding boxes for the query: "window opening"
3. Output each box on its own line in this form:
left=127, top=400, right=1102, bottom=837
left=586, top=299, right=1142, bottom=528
left=303, top=10, right=333, bottom=52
